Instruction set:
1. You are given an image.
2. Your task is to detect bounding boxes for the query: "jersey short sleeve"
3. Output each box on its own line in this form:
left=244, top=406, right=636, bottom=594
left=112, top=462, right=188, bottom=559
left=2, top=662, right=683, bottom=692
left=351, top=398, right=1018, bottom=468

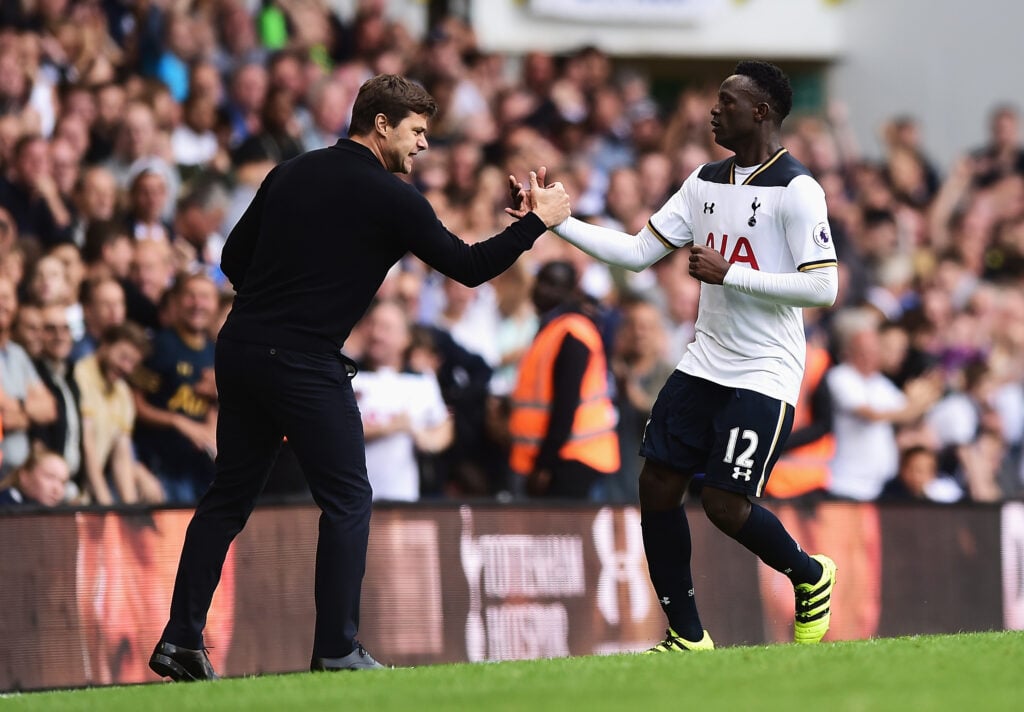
left=781, top=175, right=838, bottom=273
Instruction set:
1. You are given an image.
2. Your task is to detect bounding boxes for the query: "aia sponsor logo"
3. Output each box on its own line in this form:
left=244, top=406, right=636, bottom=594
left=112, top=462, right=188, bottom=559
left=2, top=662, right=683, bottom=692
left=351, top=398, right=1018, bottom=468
left=704, top=232, right=759, bottom=269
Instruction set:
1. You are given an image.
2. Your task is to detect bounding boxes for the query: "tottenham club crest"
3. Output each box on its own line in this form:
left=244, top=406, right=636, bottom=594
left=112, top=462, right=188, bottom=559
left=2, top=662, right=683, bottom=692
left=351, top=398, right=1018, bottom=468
left=812, top=222, right=832, bottom=249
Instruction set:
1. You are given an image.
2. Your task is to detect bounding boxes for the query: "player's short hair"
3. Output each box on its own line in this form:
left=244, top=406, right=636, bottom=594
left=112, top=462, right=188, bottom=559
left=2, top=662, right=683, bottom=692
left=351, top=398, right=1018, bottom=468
left=734, top=60, right=793, bottom=120
left=348, top=74, right=438, bottom=137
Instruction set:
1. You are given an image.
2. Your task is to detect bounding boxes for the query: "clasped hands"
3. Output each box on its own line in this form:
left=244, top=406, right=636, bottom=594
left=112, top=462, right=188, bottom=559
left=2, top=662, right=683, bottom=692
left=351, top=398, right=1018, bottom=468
left=505, top=166, right=571, bottom=227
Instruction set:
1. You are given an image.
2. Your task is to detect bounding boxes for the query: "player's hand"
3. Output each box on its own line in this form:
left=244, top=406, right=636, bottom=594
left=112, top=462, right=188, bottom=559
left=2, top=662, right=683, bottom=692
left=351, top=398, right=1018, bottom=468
left=525, top=169, right=570, bottom=227
left=688, top=245, right=731, bottom=285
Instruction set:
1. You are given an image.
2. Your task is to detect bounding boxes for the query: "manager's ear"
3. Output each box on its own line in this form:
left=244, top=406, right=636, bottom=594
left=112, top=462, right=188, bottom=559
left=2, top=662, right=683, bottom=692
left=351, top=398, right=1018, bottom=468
left=374, top=113, right=390, bottom=136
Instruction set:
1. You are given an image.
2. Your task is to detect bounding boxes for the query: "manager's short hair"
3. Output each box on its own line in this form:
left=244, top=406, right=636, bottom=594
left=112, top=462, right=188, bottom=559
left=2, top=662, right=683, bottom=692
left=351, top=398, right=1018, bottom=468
left=348, top=74, right=438, bottom=137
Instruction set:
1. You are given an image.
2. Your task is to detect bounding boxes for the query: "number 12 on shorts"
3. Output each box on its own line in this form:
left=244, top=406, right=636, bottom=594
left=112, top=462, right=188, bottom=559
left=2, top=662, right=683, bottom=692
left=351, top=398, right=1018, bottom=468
left=724, top=427, right=758, bottom=481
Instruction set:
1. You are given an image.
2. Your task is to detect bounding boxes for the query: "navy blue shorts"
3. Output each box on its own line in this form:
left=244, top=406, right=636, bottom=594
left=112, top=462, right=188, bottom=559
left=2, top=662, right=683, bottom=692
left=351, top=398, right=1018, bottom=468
left=639, top=371, right=794, bottom=497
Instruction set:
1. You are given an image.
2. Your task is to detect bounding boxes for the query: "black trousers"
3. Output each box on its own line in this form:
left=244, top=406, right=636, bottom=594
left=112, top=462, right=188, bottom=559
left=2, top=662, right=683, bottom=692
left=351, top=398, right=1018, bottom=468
left=161, top=338, right=371, bottom=660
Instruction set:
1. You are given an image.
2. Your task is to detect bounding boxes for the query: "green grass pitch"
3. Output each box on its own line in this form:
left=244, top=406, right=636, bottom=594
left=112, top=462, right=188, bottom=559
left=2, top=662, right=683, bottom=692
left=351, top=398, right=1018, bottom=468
left=4, top=631, right=1022, bottom=711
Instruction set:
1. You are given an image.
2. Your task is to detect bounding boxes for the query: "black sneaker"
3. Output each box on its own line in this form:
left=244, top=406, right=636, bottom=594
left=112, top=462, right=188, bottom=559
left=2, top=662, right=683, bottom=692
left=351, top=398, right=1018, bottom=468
left=311, top=642, right=386, bottom=671
left=149, top=640, right=220, bottom=681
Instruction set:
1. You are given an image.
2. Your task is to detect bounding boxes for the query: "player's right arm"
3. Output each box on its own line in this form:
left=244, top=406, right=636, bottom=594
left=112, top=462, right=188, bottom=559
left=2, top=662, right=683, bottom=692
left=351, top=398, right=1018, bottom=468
left=511, top=167, right=697, bottom=272
left=550, top=219, right=676, bottom=272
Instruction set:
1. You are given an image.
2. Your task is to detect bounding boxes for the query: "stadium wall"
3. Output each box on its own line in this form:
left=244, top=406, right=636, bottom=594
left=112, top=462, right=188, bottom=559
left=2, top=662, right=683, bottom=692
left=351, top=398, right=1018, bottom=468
left=0, top=501, right=1018, bottom=691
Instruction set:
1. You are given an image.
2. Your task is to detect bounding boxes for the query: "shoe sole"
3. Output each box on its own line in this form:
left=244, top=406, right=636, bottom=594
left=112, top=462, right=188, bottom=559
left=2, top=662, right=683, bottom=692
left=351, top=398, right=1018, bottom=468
left=150, top=654, right=198, bottom=682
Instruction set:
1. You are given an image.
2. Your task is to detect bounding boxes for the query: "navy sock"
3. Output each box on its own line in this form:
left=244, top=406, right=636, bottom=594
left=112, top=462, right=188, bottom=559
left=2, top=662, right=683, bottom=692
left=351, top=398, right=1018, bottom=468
left=732, top=503, right=822, bottom=586
left=640, top=506, right=704, bottom=641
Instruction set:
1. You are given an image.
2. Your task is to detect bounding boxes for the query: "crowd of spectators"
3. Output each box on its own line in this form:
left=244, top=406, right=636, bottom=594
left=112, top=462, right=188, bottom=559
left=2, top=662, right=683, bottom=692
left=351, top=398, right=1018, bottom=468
left=0, top=0, right=1022, bottom=509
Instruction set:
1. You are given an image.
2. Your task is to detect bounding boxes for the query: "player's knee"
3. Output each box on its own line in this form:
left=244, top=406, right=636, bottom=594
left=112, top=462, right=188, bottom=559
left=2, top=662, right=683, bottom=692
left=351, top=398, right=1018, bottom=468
left=701, top=486, right=748, bottom=535
left=638, top=462, right=687, bottom=509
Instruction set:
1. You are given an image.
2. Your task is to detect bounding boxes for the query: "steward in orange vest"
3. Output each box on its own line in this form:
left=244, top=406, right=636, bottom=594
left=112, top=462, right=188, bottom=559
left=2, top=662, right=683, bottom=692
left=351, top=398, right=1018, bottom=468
left=508, top=262, right=619, bottom=497
left=766, top=343, right=834, bottom=499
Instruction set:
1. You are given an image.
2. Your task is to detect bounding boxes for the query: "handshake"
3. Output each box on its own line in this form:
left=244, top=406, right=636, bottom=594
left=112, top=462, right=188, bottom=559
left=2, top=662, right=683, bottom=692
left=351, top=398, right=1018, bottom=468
left=506, top=166, right=571, bottom=228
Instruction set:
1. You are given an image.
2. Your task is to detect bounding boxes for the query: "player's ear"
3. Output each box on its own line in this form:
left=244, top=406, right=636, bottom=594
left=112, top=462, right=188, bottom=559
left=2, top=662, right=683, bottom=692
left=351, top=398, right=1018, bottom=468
left=374, top=113, right=389, bottom=136
left=754, top=102, right=771, bottom=122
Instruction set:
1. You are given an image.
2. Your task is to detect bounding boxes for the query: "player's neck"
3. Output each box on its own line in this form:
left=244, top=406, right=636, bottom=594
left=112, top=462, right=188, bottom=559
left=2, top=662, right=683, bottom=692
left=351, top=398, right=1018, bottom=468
left=731, top=136, right=783, bottom=169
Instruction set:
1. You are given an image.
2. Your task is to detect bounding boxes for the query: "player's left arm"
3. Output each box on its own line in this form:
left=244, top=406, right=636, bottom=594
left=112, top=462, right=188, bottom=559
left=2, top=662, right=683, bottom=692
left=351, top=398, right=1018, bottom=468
left=717, top=176, right=839, bottom=307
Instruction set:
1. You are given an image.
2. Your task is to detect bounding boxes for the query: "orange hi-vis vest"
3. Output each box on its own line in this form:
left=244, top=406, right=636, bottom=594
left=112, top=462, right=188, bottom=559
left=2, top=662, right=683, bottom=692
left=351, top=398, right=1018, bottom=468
left=508, top=312, right=620, bottom=476
left=766, top=344, right=834, bottom=498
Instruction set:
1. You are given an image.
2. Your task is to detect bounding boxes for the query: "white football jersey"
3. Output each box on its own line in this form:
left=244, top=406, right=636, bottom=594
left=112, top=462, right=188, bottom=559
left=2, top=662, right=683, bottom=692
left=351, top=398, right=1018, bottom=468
left=646, top=148, right=837, bottom=405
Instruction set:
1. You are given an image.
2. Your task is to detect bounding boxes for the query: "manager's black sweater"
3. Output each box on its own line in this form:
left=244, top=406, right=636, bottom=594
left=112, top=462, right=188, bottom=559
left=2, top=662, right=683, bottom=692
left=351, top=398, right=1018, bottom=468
left=220, top=139, right=547, bottom=352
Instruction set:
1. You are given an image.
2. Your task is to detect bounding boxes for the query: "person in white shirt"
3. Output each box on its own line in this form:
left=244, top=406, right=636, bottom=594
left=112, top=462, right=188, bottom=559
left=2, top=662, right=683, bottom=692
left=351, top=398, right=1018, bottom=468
left=510, top=61, right=841, bottom=651
left=827, top=308, right=942, bottom=501
left=353, top=299, right=453, bottom=502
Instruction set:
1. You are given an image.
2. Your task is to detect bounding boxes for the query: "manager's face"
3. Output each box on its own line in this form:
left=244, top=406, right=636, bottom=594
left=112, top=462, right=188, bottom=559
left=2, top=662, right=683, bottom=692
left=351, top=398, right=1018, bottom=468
left=383, top=112, right=430, bottom=174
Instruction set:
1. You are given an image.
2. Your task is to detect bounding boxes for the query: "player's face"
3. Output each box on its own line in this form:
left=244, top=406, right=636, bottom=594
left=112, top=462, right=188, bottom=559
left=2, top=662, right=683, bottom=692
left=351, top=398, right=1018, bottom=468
left=710, top=75, right=764, bottom=151
left=383, top=112, right=430, bottom=174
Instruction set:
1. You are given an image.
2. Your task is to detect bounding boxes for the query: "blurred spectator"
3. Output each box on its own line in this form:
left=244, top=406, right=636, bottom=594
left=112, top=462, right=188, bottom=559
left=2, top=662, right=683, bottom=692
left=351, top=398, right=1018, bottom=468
left=353, top=299, right=453, bottom=502
left=104, top=101, right=179, bottom=212
left=302, top=78, right=351, bottom=149
left=69, top=166, right=119, bottom=248
left=82, top=219, right=134, bottom=282
left=881, top=115, right=940, bottom=206
left=0, top=134, right=72, bottom=247
left=650, top=249, right=699, bottom=358
left=609, top=296, right=673, bottom=504
left=636, top=150, right=673, bottom=212
left=231, top=86, right=303, bottom=165
left=30, top=302, right=83, bottom=485
left=957, top=427, right=1008, bottom=502
left=84, top=82, right=126, bottom=165
left=48, top=135, right=79, bottom=213
left=74, top=322, right=163, bottom=505
left=126, top=238, right=174, bottom=331
left=508, top=261, right=619, bottom=498
left=488, top=260, right=538, bottom=397
left=12, top=301, right=45, bottom=360
left=413, top=323, right=497, bottom=498
left=0, top=275, right=58, bottom=475
left=266, top=48, right=315, bottom=138
left=125, top=164, right=174, bottom=242
left=599, top=165, right=645, bottom=233
left=27, top=252, right=72, bottom=309
left=926, top=360, right=997, bottom=473
left=970, top=103, right=1024, bottom=187
left=826, top=308, right=942, bottom=501
left=880, top=445, right=962, bottom=503
left=71, top=276, right=126, bottom=362
left=224, top=61, right=269, bottom=150
left=436, top=275, right=499, bottom=367
left=171, top=179, right=229, bottom=285
left=171, top=92, right=222, bottom=174
left=0, top=444, right=70, bottom=508
left=132, top=273, right=218, bottom=504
